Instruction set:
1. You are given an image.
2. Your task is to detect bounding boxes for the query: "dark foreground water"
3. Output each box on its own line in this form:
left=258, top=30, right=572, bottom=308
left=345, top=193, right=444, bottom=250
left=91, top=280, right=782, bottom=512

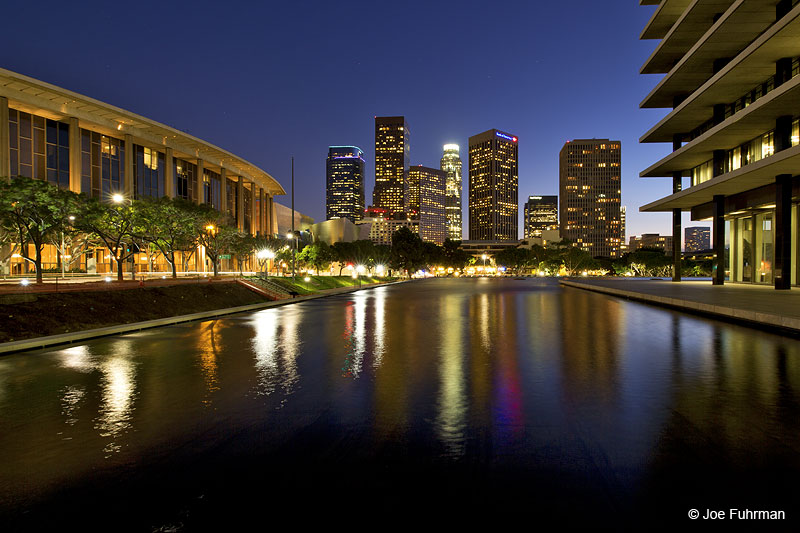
left=1, top=278, right=800, bottom=530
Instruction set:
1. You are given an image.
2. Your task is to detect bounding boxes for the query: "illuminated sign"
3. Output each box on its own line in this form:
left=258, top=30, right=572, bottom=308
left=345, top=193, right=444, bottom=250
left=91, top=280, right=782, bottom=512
left=495, top=131, right=518, bottom=142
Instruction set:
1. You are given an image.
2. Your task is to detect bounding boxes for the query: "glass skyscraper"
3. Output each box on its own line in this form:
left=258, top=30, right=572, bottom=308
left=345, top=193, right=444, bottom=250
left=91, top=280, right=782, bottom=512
left=373, top=116, right=409, bottom=215
left=468, top=129, right=518, bottom=241
left=523, top=195, right=558, bottom=239
left=440, top=144, right=463, bottom=240
left=326, top=146, right=365, bottom=222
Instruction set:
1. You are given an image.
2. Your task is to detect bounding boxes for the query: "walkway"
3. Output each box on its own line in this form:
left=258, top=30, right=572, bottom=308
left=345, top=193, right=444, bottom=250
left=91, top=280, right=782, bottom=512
left=559, top=278, right=800, bottom=334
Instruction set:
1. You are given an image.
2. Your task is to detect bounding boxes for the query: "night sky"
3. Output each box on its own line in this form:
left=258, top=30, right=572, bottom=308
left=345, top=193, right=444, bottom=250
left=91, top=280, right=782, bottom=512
left=1, top=0, right=707, bottom=243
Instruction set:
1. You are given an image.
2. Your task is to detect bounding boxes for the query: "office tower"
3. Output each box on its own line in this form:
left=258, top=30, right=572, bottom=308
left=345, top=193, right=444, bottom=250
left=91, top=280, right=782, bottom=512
left=620, top=205, right=627, bottom=243
left=440, top=144, right=463, bottom=240
left=373, top=116, right=409, bottom=215
left=407, top=165, right=447, bottom=244
left=629, top=233, right=673, bottom=253
left=523, top=195, right=558, bottom=239
left=326, top=146, right=365, bottom=222
left=685, top=226, right=711, bottom=253
left=468, top=129, right=518, bottom=241
left=639, top=3, right=799, bottom=288
left=559, top=139, right=622, bottom=257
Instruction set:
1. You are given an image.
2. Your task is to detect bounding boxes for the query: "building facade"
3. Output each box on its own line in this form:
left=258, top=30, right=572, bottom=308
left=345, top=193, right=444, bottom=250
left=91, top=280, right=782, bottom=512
left=440, top=144, right=463, bottom=240
left=629, top=233, right=673, bottom=254
left=639, top=1, right=800, bottom=288
left=559, top=139, right=622, bottom=257
left=468, top=129, right=518, bottom=241
left=685, top=226, right=711, bottom=252
left=407, top=165, right=447, bottom=244
left=0, top=68, right=284, bottom=274
left=373, top=116, right=409, bottom=215
left=326, top=146, right=365, bottom=222
left=523, top=195, right=558, bottom=238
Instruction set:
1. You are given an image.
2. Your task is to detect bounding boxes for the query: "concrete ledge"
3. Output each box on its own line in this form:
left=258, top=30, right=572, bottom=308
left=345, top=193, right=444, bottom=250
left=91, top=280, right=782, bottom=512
left=559, top=280, right=798, bottom=334
left=0, top=280, right=406, bottom=355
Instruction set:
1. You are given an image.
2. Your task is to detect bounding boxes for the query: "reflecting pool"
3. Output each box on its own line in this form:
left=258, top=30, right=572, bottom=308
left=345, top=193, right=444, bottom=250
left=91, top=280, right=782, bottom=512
left=1, top=278, right=800, bottom=529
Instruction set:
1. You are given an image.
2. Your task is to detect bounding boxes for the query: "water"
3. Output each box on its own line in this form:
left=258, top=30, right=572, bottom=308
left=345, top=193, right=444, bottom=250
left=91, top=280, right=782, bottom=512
left=1, top=278, right=799, bottom=529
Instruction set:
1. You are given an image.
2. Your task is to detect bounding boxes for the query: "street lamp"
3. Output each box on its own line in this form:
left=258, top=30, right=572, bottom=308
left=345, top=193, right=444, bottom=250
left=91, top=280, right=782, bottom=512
left=481, top=254, right=488, bottom=275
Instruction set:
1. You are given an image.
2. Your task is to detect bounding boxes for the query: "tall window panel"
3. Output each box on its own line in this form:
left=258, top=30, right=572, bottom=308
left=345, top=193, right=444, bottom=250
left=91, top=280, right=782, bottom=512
left=80, top=130, right=124, bottom=199
left=134, top=145, right=164, bottom=199
left=9, top=109, right=69, bottom=188
left=204, top=168, right=221, bottom=210
left=174, top=159, right=196, bottom=201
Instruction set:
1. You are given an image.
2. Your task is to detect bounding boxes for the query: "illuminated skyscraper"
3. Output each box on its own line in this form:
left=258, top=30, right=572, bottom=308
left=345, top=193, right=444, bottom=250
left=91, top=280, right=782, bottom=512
left=685, top=227, right=710, bottom=252
left=440, top=144, right=463, bottom=240
left=407, top=165, right=447, bottom=244
left=559, top=139, right=622, bottom=257
left=373, top=116, right=409, bottom=215
left=326, top=146, right=365, bottom=222
left=523, top=195, right=558, bottom=239
left=468, top=129, right=518, bottom=241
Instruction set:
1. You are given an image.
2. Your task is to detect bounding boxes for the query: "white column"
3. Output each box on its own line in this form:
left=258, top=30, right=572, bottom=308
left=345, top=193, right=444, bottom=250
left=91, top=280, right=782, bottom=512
left=1, top=97, right=10, bottom=180
left=68, top=118, right=81, bottom=194
left=124, top=134, right=134, bottom=197
left=196, top=159, right=204, bottom=204
left=164, top=147, right=174, bottom=198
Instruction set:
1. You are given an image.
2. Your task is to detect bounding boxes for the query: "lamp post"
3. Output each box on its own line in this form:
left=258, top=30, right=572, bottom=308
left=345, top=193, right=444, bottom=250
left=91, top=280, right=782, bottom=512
left=481, top=253, right=487, bottom=275
left=205, top=224, right=217, bottom=276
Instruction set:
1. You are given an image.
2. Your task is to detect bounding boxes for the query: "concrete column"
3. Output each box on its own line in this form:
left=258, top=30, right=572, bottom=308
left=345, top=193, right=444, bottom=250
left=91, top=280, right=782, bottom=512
left=236, top=177, right=244, bottom=231
left=672, top=174, right=682, bottom=282
left=196, top=159, right=204, bottom=204
left=124, top=135, right=134, bottom=197
left=68, top=118, right=81, bottom=194
left=164, top=147, right=174, bottom=198
left=776, top=57, right=793, bottom=86
left=250, top=182, right=257, bottom=235
left=268, top=195, right=276, bottom=235
left=259, top=187, right=265, bottom=236
left=775, top=174, right=793, bottom=290
left=220, top=167, right=227, bottom=214
left=712, top=194, right=725, bottom=285
left=0, top=97, right=8, bottom=181
left=775, top=115, right=793, bottom=152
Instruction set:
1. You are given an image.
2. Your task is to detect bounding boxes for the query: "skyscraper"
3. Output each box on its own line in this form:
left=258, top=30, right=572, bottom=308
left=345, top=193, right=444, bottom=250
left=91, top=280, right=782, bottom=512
left=639, top=2, right=799, bottom=289
left=523, top=195, right=558, bottom=239
left=559, top=139, right=622, bottom=257
left=468, top=129, right=518, bottom=241
left=685, top=227, right=711, bottom=253
left=373, top=116, right=409, bottom=215
left=326, top=146, right=365, bottom=222
left=440, top=144, right=463, bottom=240
left=407, top=165, right=447, bottom=244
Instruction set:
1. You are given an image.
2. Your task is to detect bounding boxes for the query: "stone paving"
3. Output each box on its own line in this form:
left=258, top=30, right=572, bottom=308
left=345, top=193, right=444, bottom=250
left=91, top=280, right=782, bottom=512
left=560, top=278, right=800, bottom=333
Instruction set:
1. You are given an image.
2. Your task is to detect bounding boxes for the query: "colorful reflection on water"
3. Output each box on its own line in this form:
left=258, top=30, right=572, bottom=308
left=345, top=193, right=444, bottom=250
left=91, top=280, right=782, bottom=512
left=2, top=278, right=800, bottom=527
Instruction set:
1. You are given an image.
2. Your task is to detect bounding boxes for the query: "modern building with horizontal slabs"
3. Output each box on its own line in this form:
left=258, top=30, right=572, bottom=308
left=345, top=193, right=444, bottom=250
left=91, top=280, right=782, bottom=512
left=0, top=67, right=285, bottom=274
left=639, top=1, right=800, bottom=289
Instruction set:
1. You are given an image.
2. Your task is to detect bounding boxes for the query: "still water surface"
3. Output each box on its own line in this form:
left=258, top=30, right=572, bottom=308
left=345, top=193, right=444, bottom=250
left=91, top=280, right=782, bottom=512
left=1, top=278, right=800, bottom=529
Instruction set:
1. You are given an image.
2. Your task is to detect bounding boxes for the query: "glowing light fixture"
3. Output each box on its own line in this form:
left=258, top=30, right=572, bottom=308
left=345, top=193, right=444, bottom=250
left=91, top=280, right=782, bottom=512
left=112, top=193, right=124, bottom=203
left=20, top=279, right=29, bottom=286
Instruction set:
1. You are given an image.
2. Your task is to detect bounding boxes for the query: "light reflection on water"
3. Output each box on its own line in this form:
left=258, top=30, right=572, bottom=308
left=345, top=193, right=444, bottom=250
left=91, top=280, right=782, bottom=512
left=2, top=279, right=800, bottom=526
left=251, top=307, right=300, bottom=402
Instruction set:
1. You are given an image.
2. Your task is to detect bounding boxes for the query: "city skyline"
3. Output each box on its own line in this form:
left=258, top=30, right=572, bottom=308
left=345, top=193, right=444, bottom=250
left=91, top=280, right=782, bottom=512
left=0, top=1, right=701, bottom=242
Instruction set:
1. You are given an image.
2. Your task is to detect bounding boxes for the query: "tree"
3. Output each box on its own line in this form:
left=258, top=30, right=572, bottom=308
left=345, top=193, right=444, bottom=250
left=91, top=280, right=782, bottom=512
left=298, top=241, right=333, bottom=275
left=136, top=197, right=200, bottom=278
left=562, top=246, right=598, bottom=276
left=228, top=232, right=255, bottom=275
left=391, top=226, right=425, bottom=277
left=0, top=177, right=81, bottom=283
left=441, top=239, right=472, bottom=271
left=332, top=241, right=357, bottom=276
left=195, top=211, right=237, bottom=277
left=75, top=196, right=141, bottom=282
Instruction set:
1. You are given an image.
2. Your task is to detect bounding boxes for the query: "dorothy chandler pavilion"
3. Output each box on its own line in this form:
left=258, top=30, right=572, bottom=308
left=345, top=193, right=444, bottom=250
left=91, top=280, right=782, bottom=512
left=640, top=0, right=800, bottom=289
left=0, top=67, right=285, bottom=275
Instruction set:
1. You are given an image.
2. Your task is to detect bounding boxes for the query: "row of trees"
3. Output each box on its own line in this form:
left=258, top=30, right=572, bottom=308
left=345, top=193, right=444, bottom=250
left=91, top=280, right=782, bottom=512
left=0, top=177, right=259, bottom=283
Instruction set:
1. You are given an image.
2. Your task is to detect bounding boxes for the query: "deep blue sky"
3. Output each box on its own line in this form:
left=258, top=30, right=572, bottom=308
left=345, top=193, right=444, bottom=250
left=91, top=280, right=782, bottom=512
left=1, top=0, right=707, bottom=242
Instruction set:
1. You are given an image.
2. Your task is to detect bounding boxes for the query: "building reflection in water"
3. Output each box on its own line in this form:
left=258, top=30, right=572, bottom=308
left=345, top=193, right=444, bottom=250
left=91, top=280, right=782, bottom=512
left=372, top=288, right=386, bottom=369
left=435, top=292, right=467, bottom=456
left=196, top=320, right=221, bottom=405
left=251, top=308, right=300, bottom=401
left=341, top=293, right=368, bottom=378
left=94, top=340, right=138, bottom=456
